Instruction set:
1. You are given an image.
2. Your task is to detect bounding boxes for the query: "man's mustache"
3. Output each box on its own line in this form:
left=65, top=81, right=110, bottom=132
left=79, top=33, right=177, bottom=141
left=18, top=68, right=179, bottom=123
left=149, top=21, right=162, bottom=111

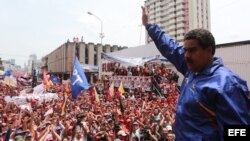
left=185, top=58, right=193, bottom=64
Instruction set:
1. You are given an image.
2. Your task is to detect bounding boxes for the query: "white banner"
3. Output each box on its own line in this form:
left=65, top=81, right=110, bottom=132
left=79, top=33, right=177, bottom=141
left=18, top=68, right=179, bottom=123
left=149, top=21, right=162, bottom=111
left=4, top=93, right=59, bottom=106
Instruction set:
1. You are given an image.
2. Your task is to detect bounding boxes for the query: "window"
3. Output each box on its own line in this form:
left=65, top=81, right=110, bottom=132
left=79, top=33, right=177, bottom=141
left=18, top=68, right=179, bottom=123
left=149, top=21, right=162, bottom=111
left=102, top=47, right=106, bottom=52
left=94, top=54, right=97, bottom=66
left=85, top=47, right=88, bottom=64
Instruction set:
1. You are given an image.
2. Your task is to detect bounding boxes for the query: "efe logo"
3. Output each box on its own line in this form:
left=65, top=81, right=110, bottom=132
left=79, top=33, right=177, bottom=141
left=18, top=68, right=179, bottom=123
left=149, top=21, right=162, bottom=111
left=228, top=129, right=246, bottom=136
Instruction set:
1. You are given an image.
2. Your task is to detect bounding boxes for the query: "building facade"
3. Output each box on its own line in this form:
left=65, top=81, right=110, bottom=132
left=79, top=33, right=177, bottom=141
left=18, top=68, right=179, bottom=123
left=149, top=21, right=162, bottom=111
left=42, top=41, right=127, bottom=80
left=0, top=58, right=4, bottom=71
left=145, top=0, right=211, bottom=43
left=1, top=59, right=22, bottom=71
left=26, top=54, right=42, bottom=75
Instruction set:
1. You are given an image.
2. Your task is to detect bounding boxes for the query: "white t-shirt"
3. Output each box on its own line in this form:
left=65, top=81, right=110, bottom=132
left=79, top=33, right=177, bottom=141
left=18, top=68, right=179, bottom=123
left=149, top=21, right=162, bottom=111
left=72, top=137, right=87, bottom=141
left=132, top=128, right=141, bottom=141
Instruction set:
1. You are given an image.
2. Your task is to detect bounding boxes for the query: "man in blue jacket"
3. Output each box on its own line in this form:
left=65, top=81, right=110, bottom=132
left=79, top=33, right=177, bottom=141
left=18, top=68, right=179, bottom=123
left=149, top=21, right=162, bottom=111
left=141, top=6, right=250, bottom=141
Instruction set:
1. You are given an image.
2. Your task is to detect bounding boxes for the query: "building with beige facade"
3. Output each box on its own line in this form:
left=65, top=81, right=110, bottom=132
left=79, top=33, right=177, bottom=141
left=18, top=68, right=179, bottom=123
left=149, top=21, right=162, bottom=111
left=42, top=41, right=127, bottom=81
left=145, top=0, right=211, bottom=43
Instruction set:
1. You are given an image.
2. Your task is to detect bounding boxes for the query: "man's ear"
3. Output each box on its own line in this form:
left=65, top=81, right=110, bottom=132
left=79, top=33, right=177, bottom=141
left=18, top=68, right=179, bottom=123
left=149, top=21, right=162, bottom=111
left=206, top=47, right=213, bottom=55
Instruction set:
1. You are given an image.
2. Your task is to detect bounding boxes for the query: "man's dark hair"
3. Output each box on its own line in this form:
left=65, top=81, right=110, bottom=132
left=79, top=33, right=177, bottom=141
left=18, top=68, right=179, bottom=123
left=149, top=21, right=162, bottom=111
left=184, top=28, right=216, bottom=55
left=76, top=114, right=85, bottom=123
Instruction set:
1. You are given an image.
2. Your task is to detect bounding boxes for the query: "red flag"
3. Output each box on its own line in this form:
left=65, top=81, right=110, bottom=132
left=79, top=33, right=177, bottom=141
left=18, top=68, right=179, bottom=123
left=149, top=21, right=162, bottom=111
left=89, top=86, right=95, bottom=104
left=61, top=92, right=68, bottom=116
left=106, top=82, right=114, bottom=101
left=42, top=68, right=49, bottom=85
left=106, top=88, right=112, bottom=101
left=94, top=87, right=100, bottom=103
left=109, top=82, right=115, bottom=97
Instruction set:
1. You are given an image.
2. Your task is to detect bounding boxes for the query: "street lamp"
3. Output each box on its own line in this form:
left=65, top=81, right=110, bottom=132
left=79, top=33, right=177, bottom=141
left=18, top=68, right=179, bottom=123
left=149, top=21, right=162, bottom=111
left=87, top=12, right=104, bottom=45
left=87, top=12, right=104, bottom=80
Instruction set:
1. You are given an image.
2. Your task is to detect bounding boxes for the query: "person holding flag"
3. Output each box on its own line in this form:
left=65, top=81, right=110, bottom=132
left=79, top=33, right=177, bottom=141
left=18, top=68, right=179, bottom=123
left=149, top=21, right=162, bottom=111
left=71, top=56, right=89, bottom=99
left=118, top=81, right=125, bottom=95
left=106, top=82, right=114, bottom=101
left=42, top=67, right=53, bottom=91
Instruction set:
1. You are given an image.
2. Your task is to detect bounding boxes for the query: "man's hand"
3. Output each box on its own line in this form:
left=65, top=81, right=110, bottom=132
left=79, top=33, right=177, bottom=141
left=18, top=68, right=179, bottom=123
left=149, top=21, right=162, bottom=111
left=141, top=6, right=149, bottom=26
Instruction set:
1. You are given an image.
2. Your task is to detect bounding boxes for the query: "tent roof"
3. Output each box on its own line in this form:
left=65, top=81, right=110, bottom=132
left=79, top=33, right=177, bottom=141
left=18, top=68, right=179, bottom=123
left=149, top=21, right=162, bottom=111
left=107, top=43, right=160, bottom=58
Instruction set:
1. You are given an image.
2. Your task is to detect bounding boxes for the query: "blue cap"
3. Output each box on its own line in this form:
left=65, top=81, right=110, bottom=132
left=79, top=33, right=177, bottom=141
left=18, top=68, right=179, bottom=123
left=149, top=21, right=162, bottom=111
left=133, top=121, right=138, bottom=125
left=26, top=133, right=32, bottom=138
left=15, top=129, right=23, bottom=135
left=107, top=118, right=113, bottom=122
left=55, top=126, right=62, bottom=131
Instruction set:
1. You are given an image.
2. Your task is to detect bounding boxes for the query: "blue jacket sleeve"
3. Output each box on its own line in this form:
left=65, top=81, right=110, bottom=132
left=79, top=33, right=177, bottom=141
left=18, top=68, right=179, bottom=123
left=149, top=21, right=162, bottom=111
left=215, top=75, right=250, bottom=139
left=216, top=76, right=250, bottom=124
left=146, top=24, right=188, bottom=75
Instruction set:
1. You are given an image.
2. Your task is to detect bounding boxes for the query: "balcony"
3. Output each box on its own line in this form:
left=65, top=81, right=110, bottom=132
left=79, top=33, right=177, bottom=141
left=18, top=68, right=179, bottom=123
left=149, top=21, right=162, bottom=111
left=176, top=16, right=185, bottom=22
left=176, top=22, right=185, bottom=28
left=176, top=28, right=185, bottom=35
left=176, top=0, right=184, bottom=4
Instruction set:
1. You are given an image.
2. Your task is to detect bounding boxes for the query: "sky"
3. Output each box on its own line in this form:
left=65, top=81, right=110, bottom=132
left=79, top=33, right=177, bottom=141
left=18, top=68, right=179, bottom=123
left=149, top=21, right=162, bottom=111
left=0, top=0, right=250, bottom=67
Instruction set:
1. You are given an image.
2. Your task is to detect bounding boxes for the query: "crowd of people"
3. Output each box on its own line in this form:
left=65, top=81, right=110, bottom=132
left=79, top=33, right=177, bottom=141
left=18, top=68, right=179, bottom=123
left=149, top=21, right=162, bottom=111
left=103, top=63, right=179, bottom=82
left=103, top=62, right=179, bottom=96
left=0, top=62, right=180, bottom=141
left=1, top=5, right=249, bottom=141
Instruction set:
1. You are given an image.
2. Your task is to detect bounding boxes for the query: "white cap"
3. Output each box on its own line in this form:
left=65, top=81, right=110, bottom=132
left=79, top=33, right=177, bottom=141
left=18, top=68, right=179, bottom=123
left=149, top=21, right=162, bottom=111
left=166, top=125, right=172, bottom=131
left=117, top=130, right=127, bottom=136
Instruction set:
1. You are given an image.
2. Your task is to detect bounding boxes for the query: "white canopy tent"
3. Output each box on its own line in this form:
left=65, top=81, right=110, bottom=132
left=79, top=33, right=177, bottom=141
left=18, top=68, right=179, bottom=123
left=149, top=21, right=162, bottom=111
left=102, top=43, right=167, bottom=66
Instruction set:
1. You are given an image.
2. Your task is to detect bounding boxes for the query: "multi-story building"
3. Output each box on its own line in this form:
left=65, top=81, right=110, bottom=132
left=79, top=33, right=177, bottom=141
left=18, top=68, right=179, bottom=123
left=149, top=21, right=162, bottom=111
left=0, top=58, right=4, bottom=71
left=42, top=41, right=127, bottom=81
left=27, top=54, right=42, bottom=74
left=27, top=54, right=37, bottom=74
left=1, top=59, right=22, bottom=71
left=145, top=0, right=211, bottom=43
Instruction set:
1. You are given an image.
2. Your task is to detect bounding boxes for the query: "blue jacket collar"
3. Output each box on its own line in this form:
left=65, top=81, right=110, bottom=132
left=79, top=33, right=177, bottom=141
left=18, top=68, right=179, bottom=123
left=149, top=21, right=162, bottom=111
left=200, top=57, right=224, bottom=75
left=190, top=57, right=224, bottom=76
